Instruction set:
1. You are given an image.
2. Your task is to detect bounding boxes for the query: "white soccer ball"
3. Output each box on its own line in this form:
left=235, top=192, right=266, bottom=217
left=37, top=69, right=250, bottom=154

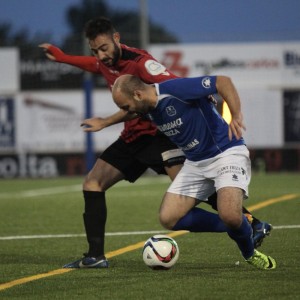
left=142, top=234, right=179, bottom=270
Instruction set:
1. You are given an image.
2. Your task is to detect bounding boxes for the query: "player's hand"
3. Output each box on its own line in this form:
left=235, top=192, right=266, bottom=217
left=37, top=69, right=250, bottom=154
left=81, top=117, right=108, bottom=132
left=38, top=43, right=64, bottom=61
left=228, top=112, right=246, bottom=140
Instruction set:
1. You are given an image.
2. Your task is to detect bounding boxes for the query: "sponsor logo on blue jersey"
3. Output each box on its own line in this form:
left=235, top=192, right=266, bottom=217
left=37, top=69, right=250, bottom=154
left=166, top=106, right=177, bottom=116
left=182, top=139, right=199, bottom=151
left=157, top=118, right=183, bottom=137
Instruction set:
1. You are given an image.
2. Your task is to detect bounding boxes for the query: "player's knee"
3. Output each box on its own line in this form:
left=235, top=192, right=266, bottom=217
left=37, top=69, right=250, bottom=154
left=83, top=174, right=105, bottom=192
left=219, top=212, right=242, bottom=229
left=159, top=211, right=177, bottom=230
left=160, top=219, right=175, bottom=231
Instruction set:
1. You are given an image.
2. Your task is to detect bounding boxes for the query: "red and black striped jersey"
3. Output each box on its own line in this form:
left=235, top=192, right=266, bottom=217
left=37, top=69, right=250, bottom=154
left=49, top=44, right=178, bottom=142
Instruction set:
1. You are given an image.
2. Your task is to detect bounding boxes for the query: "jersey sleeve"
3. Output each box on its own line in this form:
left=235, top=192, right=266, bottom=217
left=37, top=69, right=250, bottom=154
left=48, top=45, right=101, bottom=74
left=157, top=76, right=217, bottom=100
left=136, top=56, right=178, bottom=83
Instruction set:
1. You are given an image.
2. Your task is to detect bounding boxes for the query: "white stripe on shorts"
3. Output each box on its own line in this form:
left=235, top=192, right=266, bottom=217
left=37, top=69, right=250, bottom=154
left=161, top=148, right=185, bottom=161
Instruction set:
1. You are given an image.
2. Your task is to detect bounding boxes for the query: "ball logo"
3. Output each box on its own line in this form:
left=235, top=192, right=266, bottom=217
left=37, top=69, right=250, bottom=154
left=145, top=60, right=168, bottom=76
left=202, top=77, right=211, bottom=88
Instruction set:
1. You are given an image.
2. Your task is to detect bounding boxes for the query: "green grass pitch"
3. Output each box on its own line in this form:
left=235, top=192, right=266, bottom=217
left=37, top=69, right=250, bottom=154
left=0, top=173, right=299, bottom=299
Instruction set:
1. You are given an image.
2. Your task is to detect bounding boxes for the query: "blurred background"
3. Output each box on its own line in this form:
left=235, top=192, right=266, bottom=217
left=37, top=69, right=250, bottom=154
left=0, top=0, right=300, bottom=178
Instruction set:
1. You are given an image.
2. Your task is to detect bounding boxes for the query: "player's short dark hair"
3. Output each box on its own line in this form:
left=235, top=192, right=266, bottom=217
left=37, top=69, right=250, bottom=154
left=85, top=17, right=116, bottom=40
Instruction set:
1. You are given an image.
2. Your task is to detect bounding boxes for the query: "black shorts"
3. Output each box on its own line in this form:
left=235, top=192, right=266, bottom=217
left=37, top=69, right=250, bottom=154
left=99, top=132, right=185, bottom=182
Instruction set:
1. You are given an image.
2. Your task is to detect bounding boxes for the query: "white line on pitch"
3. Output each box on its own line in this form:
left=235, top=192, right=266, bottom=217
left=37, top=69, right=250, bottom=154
left=0, top=176, right=170, bottom=199
left=272, top=225, right=300, bottom=229
left=0, top=230, right=170, bottom=240
left=0, top=225, right=299, bottom=241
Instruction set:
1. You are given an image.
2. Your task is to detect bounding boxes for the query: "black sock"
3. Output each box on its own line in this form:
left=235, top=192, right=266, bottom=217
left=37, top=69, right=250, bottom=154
left=83, top=190, right=107, bottom=258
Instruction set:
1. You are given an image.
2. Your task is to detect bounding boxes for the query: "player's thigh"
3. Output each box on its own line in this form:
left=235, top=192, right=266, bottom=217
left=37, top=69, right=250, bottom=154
left=99, top=138, right=147, bottom=183
left=84, top=158, right=125, bottom=191
left=164, top=164, right=183, bottom=181
left=217, top=187, right=244, bottom=227
left=159, top=192, right=197, bottom=227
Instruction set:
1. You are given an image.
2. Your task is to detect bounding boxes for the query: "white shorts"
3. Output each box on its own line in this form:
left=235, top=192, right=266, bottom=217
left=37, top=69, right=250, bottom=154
left=167, top=145, right=251, bottom=201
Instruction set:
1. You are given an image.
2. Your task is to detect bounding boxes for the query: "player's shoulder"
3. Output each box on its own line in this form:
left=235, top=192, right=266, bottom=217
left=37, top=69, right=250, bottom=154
left=121, top=44, right=153, bottom=62
left=120, top=44, right=176, bottom=80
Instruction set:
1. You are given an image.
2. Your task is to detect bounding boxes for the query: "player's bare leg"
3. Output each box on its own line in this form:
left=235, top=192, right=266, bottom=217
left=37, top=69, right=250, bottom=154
left=164, top=164, right=183, bottom=181
left=206, top=190, right=272, bottom=248
left=159, top=193, right=197, bottom=230
left=84, top=158, right=125, bottom=191
left=63, top=159, right=124, bottom=268
left=217, top=187, right=276, bottom=269
left=159, top=193, right=227, bottom=233
left=216, top=187, right=243, bottom=229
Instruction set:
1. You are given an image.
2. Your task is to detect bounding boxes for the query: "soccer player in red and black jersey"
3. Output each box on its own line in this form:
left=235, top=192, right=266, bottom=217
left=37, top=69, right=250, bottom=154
left=39, top=17, right=272, bottom=268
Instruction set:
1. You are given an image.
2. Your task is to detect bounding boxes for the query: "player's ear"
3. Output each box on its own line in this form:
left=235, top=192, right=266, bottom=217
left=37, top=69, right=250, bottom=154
left=133, top=90, right=142, bottom=101
left=113, top=32, right=120, bottom=44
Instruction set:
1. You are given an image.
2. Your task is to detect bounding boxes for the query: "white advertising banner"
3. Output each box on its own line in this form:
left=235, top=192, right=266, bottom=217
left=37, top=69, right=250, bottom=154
left=15, top=90, right=122, bottom=153
left=13, top=88, right=282, bottom=151
left=1, top=42, right=300, bottom=155
left=240, top=89, right=283, bottom=147
left=0, top=48, right=19, bottom=93
left=150, top=42, right=300, bottom=89
left=150, top=42, right=300, bottom=147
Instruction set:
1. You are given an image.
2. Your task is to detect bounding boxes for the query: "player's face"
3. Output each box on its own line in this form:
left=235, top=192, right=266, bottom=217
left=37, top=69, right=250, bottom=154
left=89, top=33, right=121, bottom=67
left=116, top=95, right=151, bottom=115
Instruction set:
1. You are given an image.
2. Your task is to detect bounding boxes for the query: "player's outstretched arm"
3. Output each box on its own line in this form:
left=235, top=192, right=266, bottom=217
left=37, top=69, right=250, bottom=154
left=39, top=43, right=99, bottom=73
left=81, top=117, right=110, bottom=132
left=39, top=43, right=66, bottom=62
left=81, top=110, right=138, bottom=132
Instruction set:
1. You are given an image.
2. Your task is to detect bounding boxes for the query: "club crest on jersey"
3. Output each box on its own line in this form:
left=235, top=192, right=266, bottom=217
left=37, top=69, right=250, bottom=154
left=166, top=106, right=177, bottom=116
left=202, top=77, right=211, bottom=88
left=145, top=60, right=169, bottom=76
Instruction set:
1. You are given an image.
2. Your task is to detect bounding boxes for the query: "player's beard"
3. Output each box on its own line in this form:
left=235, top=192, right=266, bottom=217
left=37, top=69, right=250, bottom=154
left=111, top=40, right=121, bottom=66
left=135, top=102, right=153, bottom=116
left=102, top=41, right=121, bottom=67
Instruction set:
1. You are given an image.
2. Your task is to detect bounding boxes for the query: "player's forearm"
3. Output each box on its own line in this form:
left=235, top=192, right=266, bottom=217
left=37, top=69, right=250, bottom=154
left=216, top=76, right=241, bottom=117
left=48, top=45, right=99, bottom=73
left=216, top=76, right=245, bottom=140
left=81, top=110, right=138, bottom=132
left=104, top=110, right=138, bottom=126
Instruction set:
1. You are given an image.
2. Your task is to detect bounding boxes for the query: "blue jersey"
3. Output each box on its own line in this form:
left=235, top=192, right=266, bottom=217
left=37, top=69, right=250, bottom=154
left=147, top=76, right=245, bottom=161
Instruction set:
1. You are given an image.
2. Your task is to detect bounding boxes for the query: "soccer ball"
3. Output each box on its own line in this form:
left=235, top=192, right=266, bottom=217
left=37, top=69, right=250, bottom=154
left=142, top=235, right=179, bottom=270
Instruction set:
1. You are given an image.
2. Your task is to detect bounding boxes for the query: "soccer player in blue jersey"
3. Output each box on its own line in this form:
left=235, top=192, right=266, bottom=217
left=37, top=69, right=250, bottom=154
left=41, top=17, right=270, bottom=269
left=110, top=74, right=276, bottom=270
